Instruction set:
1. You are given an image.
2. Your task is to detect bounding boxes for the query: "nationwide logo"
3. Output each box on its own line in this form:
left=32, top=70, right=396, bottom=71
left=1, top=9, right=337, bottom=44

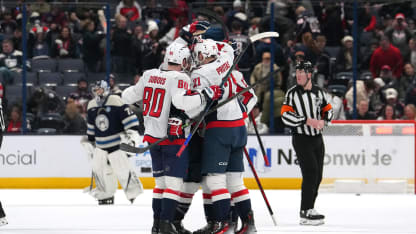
left=0, top=150, right=37, bottom=165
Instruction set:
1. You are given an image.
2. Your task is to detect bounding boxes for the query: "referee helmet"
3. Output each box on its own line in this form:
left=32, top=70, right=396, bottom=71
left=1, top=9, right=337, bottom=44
left=295, top=60, right=313, bottom=74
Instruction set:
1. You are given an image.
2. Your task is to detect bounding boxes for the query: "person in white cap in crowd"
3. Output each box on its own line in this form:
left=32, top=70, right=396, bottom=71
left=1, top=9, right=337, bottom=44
left=383, top=87, right=405, bottom=118
left=370, top=77, right=387, bottom=114
left=335, top=35, right=356, bottom=72
left=379, top=64, right=398, bottom=88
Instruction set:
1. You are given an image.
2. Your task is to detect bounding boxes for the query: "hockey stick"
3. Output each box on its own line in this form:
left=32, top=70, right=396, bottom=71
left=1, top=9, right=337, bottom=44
left=249, top=112, right=270, bottom=166
left=243, top=147, right=277, bottom=226
left=176, top=31, right=279, bottom=157
left=119, top=68, right=281, bottom=154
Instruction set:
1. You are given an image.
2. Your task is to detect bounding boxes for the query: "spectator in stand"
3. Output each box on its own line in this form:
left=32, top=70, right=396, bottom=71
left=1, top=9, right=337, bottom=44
left=51, top=26, right=78, bottom=58
left=403, top=104, right=416, bottom=120
left=6, top=105, right=22, bottom=132
left=327, top=87, right=346, bottom=120
left=116, top=0, right=142, bottom=22
left=361, top=39, right=379, bottom=71
left=42, top=5, right=67, bottom=28
left=314, top=34, right=331, bottom=84
left=370, top=36, right=403, bottom=79
left=370, top=77, right=386, bottom=115
left=377, top=104, right=397, bottom=120
left=250, top=51, right=282, bottom=107
left=379, top=65, right=399, bottom=90
left=82, top=20, right=105, bottom=72
left=131, top=24, right=144, bottom=75
left=403, top=37, right=416, bottom=68
left=30, top=0, right=51, bottom=16
left=399, top=63, right=416, bottom=101
left=168, top=0, right=188, bottom=28
left=62, top=101, right=86, bottom=134
left=0, top=39, right=28, bottom=84
left=112, top=14, right=134, bottom=74
left=0, top=12, right=18, bottom=35
left=12, top=28, right=23, bottom=51
left=142, top=20, right=164, bottom=70
left=245, top=104, right=268, bottom=134
left=28, top=26, right=51, bottom=58
left=385, top=13, right=412, bottom=57
left=229, top=20, right=254, bottom=83
left=345, top=79, right=376, bottom=112
left=318, top=3, right=344, bottom=47
left=383, top=88, right=404, bottom=118
left=68, top=78, right=93, bottom=117
left=336, top=35, right=357, bottom=72
left=405, top=84, right=416, bottom=105
left=347, top=99, right=376, bottom=120
left=109, top=74, right=122, bottom=96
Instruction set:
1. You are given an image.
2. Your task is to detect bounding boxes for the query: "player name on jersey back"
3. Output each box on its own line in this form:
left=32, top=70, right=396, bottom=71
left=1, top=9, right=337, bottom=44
left=148, top=76, right=166, bottom=85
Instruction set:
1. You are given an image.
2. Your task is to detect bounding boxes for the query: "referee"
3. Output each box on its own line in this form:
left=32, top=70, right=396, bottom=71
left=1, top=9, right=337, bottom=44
left=281, top=61, right=333, bottom=226
left=0, top=97, right=8, bottom=226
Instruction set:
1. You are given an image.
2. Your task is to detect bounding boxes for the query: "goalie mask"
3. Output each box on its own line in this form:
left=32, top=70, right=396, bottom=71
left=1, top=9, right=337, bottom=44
left=92, top=80, right=110, bottom=105
left=166, top=43, right=191, bottom=70
left=192, top=39, right=218, bottom=66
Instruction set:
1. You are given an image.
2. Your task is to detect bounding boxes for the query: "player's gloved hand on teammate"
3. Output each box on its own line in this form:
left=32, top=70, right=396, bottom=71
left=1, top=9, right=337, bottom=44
left=167, top=117, right=184, bottom=141
left=200, top=85, right=223, bottom=103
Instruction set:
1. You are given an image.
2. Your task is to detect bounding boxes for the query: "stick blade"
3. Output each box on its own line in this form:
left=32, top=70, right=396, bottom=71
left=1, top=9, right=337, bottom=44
left=271, top=214, right=278, bottom=226
left=120, top=143, right=146, bottom=154
left=250, top=31, right=280, bottom=43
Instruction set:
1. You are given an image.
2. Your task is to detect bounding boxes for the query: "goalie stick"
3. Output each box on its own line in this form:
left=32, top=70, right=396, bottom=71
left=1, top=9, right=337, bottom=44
left=119, top=68, right=281, bottom=154
left=176, top=31, right=279, bottom=157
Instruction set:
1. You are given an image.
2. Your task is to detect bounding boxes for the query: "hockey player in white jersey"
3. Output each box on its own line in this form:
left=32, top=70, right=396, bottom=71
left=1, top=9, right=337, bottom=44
left=172, top=38, right=257, bottom=234
left=122, top=43, right=222, bottom=234
left=84, top=80, right=143, bottom=205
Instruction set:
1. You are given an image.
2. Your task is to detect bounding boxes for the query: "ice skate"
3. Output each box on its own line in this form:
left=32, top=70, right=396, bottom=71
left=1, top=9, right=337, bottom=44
left=300, top=209, right=324, bottom=226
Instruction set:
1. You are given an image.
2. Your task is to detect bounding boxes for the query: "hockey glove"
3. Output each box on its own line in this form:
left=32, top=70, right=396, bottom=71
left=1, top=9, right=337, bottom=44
left=167, top=117, right=184, bottom=141
left=121, top=129, right=140, bottom=156
left=200, top=85, right=223, bottom=103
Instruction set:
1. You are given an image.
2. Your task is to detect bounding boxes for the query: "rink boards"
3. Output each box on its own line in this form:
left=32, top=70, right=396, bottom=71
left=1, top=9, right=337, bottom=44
left=0, top=135, right=414, bottom=189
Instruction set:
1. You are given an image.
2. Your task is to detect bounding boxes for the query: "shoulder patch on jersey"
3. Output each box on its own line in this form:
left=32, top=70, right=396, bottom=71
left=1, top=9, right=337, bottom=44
left=87, top=99, right=98, bottom=110
left=105, top=95, right=124, bottom=107
left=12, top=50, right=23, bottom=56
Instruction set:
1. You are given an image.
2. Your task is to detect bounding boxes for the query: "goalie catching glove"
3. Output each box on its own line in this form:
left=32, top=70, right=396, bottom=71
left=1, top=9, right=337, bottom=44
left=167, top=117, right=184, bottom=141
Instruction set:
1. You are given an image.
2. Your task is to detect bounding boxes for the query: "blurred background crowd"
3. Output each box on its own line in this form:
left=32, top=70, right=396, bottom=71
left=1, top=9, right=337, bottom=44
left=1, top=0, right=416, bottom=135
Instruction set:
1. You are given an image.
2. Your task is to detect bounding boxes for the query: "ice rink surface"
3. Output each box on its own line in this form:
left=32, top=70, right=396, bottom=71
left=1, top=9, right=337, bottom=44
left=0, top=189, right=415, bottom=234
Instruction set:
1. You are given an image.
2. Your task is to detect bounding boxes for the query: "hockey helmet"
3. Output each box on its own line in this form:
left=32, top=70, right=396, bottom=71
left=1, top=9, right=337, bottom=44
left=92, top=80, right=110, bottom=104
left=295, top=60, right=313, bottom=74
left=166, top=43, right=191, bottom=70
left=192, top=39, right=218, bottom=65
left=179, top=24, right=193, bottom=44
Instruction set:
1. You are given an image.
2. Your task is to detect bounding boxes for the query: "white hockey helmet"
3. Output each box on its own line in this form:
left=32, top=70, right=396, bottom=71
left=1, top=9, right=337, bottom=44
left=166, top=43, right=191, bottom=69
left=192, top=39, right=218, bottom=65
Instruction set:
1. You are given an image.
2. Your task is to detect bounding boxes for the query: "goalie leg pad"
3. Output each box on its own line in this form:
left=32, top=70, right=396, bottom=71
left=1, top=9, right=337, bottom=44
left=91, top=148, right=118, bottom=200
left=108, top=150, right=144, bottom=201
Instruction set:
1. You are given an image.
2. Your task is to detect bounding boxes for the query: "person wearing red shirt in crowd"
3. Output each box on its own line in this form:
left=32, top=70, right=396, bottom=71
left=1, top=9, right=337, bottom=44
left=116, top=0, right=142, bottom=22
left=370, top=36, right=403, bottom=79
left=7, top=105, right=22, bottom=132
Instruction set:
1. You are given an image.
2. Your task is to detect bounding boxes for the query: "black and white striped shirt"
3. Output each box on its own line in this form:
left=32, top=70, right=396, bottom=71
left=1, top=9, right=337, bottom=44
left=0, top=98, right=5, bottom=132
left=281, top=84, right=333, bottom=136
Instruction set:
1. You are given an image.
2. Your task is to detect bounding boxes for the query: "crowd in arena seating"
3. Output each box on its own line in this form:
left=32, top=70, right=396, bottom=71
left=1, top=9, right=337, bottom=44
left=0, top=0, right=416, bottom=135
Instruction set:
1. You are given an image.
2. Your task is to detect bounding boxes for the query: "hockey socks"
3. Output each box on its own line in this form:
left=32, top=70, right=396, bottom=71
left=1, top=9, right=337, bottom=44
left=152, top=188, right=164, bottom=220
left=231, top=189, right=252, bottom=219
left=202, top=193, right=215, bottom=222
left=211, top=189, right=231, bottom=221
left=161, top=188, right=181, bottom=221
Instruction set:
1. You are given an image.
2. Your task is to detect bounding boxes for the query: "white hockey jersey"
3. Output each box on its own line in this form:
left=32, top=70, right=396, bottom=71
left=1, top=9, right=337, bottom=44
left=122, top=69, right=191, bottom=145
left=189, top=50, right=245, bottom=129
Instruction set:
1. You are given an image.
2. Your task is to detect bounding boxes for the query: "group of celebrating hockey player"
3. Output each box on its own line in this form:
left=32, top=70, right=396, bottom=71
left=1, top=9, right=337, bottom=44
left=122, top=20, right=258, bottom=234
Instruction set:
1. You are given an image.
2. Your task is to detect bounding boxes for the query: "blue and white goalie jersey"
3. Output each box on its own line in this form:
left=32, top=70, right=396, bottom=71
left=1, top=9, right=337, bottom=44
left=87, top=95, right=139, bottom=152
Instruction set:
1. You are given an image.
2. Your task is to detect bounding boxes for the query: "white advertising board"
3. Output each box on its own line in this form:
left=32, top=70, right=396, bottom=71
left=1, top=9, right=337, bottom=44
left=0, top=135, right=414, bottom=180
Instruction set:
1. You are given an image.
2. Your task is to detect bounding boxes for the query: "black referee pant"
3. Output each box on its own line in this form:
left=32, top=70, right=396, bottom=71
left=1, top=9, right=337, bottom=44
left=292, top=134, right=325, bottom=211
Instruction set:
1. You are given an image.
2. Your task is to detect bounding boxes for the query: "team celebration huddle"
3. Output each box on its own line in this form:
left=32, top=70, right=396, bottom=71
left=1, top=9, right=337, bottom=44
left=82, top=18, right=332, bottom=234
